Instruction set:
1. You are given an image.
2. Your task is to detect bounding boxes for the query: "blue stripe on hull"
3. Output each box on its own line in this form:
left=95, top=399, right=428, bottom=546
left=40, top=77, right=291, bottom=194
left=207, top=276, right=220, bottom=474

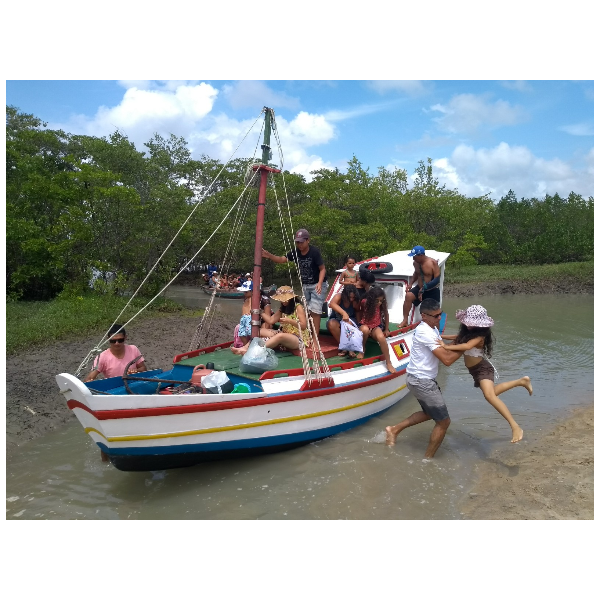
left=96, top=401, right=403, bottom=470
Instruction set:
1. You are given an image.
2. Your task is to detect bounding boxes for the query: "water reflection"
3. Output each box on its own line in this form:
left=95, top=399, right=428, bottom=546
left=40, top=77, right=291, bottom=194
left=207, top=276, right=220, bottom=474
left=6, top=294, right=593, bottom=520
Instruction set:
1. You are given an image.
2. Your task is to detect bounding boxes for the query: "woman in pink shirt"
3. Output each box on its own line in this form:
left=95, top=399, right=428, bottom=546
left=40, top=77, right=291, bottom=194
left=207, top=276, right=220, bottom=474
left=84, top=324, right=147, bottom=381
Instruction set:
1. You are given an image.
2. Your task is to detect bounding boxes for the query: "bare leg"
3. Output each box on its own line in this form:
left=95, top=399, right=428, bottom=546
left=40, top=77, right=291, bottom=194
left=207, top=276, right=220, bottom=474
left=327, top=319, right=341, bottom=343
left=424, top=417, right=451, bottom=458
left=398, top=292, right=416, bottom=328
left=479, top=379, right=523, bottom=442
left=231, top=342, right=250, bottom=355
left=265, top=332, right=300, bottom=351
left=385, top=411, right=431, bottom=445
left=310, top=312, right=322, bottom=336
left=494, top=376, right=533, bottom=396
left=371, top=327, right=396, bottom=373
left=358, top=324, right=370, bottom=359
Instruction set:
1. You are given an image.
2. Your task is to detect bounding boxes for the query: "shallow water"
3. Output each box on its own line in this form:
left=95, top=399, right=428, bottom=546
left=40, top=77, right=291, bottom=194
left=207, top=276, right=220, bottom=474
left=6, top=294, right=593, bottom=520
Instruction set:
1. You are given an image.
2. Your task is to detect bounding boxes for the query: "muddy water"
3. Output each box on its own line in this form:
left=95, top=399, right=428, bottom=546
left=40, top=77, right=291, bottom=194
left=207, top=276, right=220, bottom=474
left=6, top=294, right=593, bottom=520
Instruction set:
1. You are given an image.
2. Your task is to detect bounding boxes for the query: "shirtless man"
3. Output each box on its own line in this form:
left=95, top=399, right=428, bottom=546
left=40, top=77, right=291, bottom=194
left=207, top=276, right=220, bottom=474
left=399, top=245, right=441, bottom=328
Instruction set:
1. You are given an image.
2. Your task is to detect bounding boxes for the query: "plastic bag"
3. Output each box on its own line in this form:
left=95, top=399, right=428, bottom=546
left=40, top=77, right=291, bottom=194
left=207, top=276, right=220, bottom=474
left=201, top=370, right=233, bottom=394
left=239, top=337, right=279, bottom=373
left=338, top=320, right=363, bottom=353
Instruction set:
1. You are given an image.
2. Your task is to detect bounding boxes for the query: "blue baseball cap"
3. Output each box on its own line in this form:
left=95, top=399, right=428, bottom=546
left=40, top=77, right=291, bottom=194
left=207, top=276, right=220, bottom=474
left=408, top=245, right=426, bottom=257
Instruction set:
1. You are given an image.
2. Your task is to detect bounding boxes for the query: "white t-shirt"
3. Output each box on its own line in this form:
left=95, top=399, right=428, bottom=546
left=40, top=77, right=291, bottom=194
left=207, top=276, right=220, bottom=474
left=406, top=321, right=441, bottom=379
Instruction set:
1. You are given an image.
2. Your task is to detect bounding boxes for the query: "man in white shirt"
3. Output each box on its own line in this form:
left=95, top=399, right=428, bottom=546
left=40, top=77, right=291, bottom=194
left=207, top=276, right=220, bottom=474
left=385, top=298, right=462, bottom=458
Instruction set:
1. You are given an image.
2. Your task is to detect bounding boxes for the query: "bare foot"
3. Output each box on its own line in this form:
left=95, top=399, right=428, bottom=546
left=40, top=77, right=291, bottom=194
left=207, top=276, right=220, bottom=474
left=522, top=376, right=533, bottom=396
left=385, top=426, right=398, bottom=446
left=348, top=351, right=357, bottom=359
left=231, top=345, right=248, bottom=356
left=398, top=320, right=408, bottom=329
left=386, top=360, right=396, bottom=374
left=511, top=426, right=524, bottom=443
left=356, top=352, right=364, bottom=360
left=337, top=350, right=347, bottom=357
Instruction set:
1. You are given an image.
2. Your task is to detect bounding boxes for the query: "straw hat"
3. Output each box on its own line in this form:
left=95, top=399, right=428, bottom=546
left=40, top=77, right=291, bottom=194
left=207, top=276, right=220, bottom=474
left=271, top=285, right=298, bottom=302
left=455, top=305, right=494, bottom=328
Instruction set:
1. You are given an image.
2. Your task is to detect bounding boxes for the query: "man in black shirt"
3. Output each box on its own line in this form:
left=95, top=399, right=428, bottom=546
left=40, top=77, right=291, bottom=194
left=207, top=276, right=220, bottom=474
left=262, top=228, right=328, bottom=335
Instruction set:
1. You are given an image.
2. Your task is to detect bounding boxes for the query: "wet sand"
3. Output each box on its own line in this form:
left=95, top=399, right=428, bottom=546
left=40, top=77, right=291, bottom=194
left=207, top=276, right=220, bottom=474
left=460, top=404, right=594, bottom=519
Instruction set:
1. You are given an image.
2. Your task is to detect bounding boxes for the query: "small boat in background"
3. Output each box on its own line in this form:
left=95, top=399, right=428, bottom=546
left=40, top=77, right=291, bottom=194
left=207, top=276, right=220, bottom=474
left=201, top=283, right=276, bottom=299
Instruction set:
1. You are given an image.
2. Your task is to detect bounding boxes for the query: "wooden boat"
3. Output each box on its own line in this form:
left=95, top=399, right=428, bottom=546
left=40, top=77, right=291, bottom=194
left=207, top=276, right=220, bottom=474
left=201, top=283, right=276, bottom=299
left=56, top=108, right=449, bottom=471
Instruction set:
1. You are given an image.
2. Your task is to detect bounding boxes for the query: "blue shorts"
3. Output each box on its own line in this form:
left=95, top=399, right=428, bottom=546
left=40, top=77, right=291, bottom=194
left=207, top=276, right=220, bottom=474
left=239, top=314, right=252, bottom=337
left=302, top=282, right=329, bottom=314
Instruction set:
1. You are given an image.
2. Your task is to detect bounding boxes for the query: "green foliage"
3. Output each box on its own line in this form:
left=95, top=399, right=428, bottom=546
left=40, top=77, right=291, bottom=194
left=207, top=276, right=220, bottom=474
left=5, top=293, right=194, bottom=354
left=6, top=105, right=594, bottom=305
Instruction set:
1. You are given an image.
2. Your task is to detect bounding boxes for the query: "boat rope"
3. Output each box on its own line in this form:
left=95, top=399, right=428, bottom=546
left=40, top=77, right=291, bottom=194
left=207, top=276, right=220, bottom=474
left=271, top=118, right=331, bottom=383
left=188, top=187, right=255, bottom=351
left=75, top=172, right=263, bottom=376
left=76, top=110, right=267, bottom=376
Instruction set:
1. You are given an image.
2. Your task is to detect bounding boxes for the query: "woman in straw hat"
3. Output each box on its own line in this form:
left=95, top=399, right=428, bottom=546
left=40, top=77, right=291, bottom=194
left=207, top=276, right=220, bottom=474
left=231, top=286, right=310, bottom=355
left=439, top=305, right=533, bottom=443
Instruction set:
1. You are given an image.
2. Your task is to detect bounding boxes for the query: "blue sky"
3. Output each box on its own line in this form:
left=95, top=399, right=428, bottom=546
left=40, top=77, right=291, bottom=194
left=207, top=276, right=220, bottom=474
left=6, top=80, right=594, bottom=199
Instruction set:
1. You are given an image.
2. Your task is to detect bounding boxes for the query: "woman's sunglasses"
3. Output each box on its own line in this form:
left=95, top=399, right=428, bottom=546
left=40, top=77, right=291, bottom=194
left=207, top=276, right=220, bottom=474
left=109, top=337, right=126, bottom=344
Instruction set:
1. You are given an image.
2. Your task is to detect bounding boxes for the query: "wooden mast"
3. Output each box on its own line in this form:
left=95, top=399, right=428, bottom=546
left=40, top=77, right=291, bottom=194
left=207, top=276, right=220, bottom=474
left=250, top=108, right=280, bottom=338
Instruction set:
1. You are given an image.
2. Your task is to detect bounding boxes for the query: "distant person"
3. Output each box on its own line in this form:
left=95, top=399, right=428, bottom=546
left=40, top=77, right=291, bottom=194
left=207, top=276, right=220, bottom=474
left=232, top=286, right=310, bottom=355
left=355, top=269, right=375, bottom=302
left=262, top=228, right=328, bottom=335
left=209, top=271, right=219, bottom=288
left=385, top=298, right=462, bottom=458
left=84, top=324, right=147, bottom=381
left=207, top=262, right=218, bottom=279
left=358, top=286, right=395, bottom=373
left=339, top=255, right=358, bottom=286
left=327, top=284, right=360, bottom=357
left=439, top=305, right=533, bottom=443
left=398, top=245, right=441, bottom=328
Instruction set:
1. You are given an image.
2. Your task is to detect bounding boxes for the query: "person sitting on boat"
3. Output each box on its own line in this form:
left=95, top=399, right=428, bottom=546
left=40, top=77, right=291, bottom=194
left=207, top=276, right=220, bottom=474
left=262, top=228, right=328, bottom=335
left=327, top=284, right=360, bottom=358
left=398, top=245, right=441, bottom=328
left=83, top=324, right=148, bottom=382
left=358, top=286, right=396, bottom=373
left=231, top=286, right=310, bottom=355
left=209, top=271, right=220, bottom=288
left=236, top=280, right=254, bottom=346
left=355, top=269, right=375, bottom=302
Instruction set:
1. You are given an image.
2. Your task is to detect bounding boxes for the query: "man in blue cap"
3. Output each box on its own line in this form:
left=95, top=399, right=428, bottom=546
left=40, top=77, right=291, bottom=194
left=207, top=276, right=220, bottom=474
left=398, top=245, right=442, bottom=328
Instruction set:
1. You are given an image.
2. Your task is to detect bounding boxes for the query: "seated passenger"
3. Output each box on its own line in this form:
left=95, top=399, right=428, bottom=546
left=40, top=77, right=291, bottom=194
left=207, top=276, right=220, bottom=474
left=355, top=269, right=375, bottom=301
left=84, top=324, right=148, bottom=381
left=359, top=286, right=396, bottom=373
left=232, top=286, right=309, bottom=355
left=327, top=284, right=360, bottom=357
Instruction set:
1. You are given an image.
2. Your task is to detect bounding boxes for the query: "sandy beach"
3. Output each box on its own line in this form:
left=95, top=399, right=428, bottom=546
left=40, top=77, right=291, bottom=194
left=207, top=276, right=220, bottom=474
left=6, top=302, right=594, bottom=520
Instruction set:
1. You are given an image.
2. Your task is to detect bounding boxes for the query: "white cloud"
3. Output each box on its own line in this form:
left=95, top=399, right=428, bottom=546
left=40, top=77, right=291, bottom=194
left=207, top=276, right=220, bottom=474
left=429, top=93, right=526, bottom=134
left=558, top=122, right=593, bottom=136
left=429, top=142, right=594, bottom=199
left=500, top=80, right=533, bottom=92
left=368, top=80, right=430, bottom=96
left=222, top=81, right=300, bottom=110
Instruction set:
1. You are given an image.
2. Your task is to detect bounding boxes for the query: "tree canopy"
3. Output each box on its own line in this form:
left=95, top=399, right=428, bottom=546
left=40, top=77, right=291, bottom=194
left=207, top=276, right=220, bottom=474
left=6, top=106, right=594, bottom=300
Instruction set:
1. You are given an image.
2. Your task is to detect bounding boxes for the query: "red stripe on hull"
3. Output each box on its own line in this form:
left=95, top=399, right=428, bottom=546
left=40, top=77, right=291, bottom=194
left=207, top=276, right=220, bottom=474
left=67, top=366, right=407, bottom=421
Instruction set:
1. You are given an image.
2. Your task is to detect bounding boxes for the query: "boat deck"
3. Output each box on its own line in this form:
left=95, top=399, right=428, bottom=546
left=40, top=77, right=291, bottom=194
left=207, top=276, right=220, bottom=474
left=176, top=322, right=408, bottom=381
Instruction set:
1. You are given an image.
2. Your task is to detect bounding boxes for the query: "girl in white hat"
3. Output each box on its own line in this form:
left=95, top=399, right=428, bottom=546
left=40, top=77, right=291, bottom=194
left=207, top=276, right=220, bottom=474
left=439, top=305, right=533, bottom=443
